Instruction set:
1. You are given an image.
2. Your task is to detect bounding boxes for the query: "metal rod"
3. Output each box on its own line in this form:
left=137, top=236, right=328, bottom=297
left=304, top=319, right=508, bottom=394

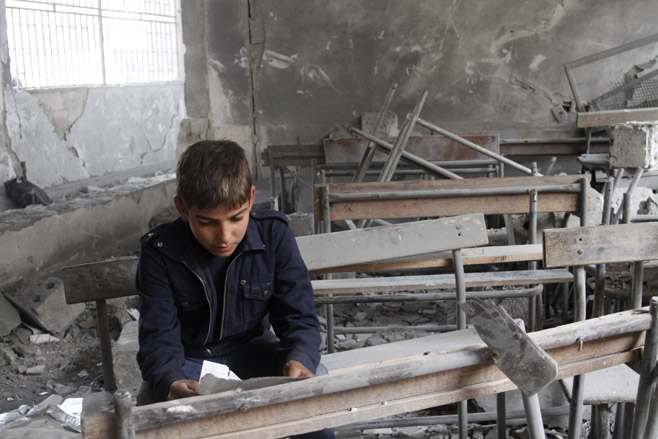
left=327, top=184, right=582, bottom=202
left=96, top=299, right=116, bottom=391
left=314, top=286, right=544, bottom=305
left=528, top=189, right=538, bottom=332
left=613, top=168, right=644, bottom=224
left=497, top=393, right=507, bottom=439
left=379, top=90, right=428, bottom=182
left=114, top=389, right=135, bottom=439
left=567, top=265, right=587, bottom=439
left=522, top=387, right=546, bottom=438
left=321, top=184, right=336, bottom=354
left=353, top=83, right=398, bottom=183
left=416, top=117, right=537, bottom=175
left=350, top=127, right=463, bottom=179
left=332, top=325, right=457, bottom=334
left=631, top=261, right=645, bottom=309
left=336, top=405, right=571, bottom=431
left=631, top=297, right=658, bottom=439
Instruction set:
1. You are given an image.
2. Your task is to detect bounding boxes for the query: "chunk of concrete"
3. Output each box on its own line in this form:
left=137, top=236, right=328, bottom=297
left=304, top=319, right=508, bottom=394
left=113, top=320, right=141, bottom=392
left=610, top=122, right=658, bottom=169
left=0, top=293, right=21, bottom=336
left=287, top=212, right=314, bottom=237
left=5, top=277, right=85, bottom=335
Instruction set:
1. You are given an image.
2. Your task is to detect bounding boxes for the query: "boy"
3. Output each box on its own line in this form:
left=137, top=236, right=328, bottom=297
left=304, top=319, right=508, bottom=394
left=136, top=140, right=331, bottom=437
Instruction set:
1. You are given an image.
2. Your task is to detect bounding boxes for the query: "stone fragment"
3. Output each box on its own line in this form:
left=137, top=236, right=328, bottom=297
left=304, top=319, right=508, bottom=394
left=0, top=293, right=21, bottom=336
left=5, top=277, right=85, bottom=335
left=610, top=122, right=658, bottom=169
left=287, top=213, right=314, bottom=237
left=25, top=365, right=46, bottom=375
left=112, top=320, right=141, bottom=391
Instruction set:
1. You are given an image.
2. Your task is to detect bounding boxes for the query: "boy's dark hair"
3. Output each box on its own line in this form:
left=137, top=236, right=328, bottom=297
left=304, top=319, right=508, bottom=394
left=176, top=140, right=252, bottom=209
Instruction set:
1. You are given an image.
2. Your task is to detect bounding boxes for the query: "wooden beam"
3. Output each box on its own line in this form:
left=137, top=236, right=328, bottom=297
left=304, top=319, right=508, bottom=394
left=62, top=256, right=138, bottom=304
left=543, top=222, right=658, bottom=268
left=82, top=317, right=645, bottom=438
left=309, top=243, right=543, bottom=274
left=577, top=108, right=658, bottom=128
left=311, top=268, right=573, bottom=296
left=314, top=174, right=588, bottom=221
left=298, top=213, right=488, bottom=272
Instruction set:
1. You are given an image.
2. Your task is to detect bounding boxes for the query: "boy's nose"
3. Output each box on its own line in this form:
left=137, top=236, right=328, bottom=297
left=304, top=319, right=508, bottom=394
left=216, top=225, right=231, bottom=243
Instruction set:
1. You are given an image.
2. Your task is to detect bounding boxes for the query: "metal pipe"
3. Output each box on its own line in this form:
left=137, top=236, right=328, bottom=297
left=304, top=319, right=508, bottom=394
left=500, top=138, right=609, bottom=144
left=416, top=117, right=537, bottom=176
left=528, top=189, right=538, bottom=332
left=96, top=299, right=116, bottom=391
left=631, top=297, right=658, bottom=439
left=314, top=286, right=544, bottom=305
left=332, top=325, right=457, bottom=334
left=631, top=261, right=645, bottom=310
left=522, top=387, right=546, bottom=439
left=321, top=184, right=336, bottom=354
left=327, top=184, right=581, bottom=202
left=336, top=405, right=571, bottom=431
left=567, top=265, right=587, bottom=439
left=350, top=127, right=463, bottom=179
left=497, top=393, right=507, bottom=439
left=379, top=90, right=428, bottom=182
left=613, top=168, right=644, bottom=224
left=353, top=83, right=398, bottom=183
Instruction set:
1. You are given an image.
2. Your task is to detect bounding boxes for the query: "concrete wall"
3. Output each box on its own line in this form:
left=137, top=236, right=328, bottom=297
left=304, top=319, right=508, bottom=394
left=195, top=0, right=657, bottom=173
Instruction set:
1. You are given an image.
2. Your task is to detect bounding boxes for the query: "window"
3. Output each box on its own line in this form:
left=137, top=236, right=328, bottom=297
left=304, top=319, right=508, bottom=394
left=6, top=0, right=181, bottom=88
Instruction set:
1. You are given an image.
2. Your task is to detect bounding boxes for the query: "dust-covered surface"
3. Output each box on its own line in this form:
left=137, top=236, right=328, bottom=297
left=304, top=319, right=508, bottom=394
left=0, top=281, right=584, bottom=438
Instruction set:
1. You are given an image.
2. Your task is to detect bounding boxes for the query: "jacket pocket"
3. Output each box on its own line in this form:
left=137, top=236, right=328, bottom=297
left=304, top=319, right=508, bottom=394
left=240, top=277, right=273, bottom=325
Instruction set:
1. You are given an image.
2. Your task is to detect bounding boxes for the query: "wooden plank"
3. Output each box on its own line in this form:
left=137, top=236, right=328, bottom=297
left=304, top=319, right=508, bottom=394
left=315, top=174, right=587, bottom=221
left=543, top=222, right=658, bottom=268
left=311, top=268, right=574, bottom=296
left=82, top=308, right=651, bottom=438
left=577, top=108, right=658, bottom=128
left=260, top=144, right=325, bottom=167
left=298, top=213, right=488, bottom=272
left=82, top=329, right=643, bottom=439
left=309, top=243, right=544, bottom=274
left=323, top=135, right=499, bottom=163
left=461, top=299, right=558, bottom=396
left=62, top=256, right=138, bottom=304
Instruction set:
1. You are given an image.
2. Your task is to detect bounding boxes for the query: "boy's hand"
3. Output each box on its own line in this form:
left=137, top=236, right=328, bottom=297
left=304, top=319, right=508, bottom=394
left=282, top=360, right=315, bottom=378
left=167, top=379, right=200, bottom=400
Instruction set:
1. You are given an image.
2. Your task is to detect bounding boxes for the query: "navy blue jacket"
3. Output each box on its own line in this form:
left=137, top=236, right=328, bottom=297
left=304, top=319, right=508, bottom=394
left=136, top=210, right=321, bottom=401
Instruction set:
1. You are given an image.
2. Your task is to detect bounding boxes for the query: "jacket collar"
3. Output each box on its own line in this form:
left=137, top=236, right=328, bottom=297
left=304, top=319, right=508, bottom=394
left=153, top=213, right=265, bottom=263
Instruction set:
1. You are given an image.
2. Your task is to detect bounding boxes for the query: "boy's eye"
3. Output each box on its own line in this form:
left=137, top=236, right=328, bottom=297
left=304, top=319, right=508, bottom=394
left=199, top=221, right=214, bottom=227
left=231, top=216, right=243, bottom=222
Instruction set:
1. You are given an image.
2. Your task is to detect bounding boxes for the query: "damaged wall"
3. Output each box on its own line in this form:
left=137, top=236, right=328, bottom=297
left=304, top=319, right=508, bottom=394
left=197, top=0, right=658, bottom=171
left=0, top=0, right=185, bottom=212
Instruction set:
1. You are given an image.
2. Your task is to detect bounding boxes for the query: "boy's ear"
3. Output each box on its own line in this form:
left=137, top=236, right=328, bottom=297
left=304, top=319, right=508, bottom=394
left=249, top=186, right=255, bottom=206
left=174, top=195, right=189, bottom=221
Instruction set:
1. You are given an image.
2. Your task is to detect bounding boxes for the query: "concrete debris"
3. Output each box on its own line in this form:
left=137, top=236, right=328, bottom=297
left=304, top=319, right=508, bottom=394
left=638, top=193, right=658, bottom=215
left=5, top=278, right=85, bottom=335
left=610, top=122, right=658, bottom=170
left=0, top=294, right=21, bottom=337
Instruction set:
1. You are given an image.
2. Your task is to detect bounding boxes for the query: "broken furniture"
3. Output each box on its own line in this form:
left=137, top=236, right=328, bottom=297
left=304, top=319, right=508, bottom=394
left=314, top=173, right=589, bottom=334
left=79, top=305, right=652, bottom=439
left=543, top=221, right=658, bottom=438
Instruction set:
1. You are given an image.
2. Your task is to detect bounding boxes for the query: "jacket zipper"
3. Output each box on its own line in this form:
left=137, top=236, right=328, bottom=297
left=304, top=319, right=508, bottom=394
left=183, top=262, right=213, bottom=348
left=218, top=250, right=244, bottom=341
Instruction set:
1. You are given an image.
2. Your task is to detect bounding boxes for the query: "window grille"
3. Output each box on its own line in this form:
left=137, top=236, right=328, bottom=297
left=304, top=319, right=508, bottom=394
left=5, top=0, right=180, bottom=88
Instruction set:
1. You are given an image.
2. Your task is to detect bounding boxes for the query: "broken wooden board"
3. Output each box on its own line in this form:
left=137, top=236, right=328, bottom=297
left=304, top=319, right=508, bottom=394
left=81, top=307, right=649, bottom=439
left=311, top=268, right=573, bottom=296
left=309, top=243, right=543, bottom=274
left=543, top=222, right=658, bottom=268
left=298, top=213, right=488, bottom=272
left=460, top=299, right=558, bottom=396
left=577, top=108, right=658, bottom=128
left=315, top=174, right=588, bottom=221
left=62, top=256, right=138, bottom=304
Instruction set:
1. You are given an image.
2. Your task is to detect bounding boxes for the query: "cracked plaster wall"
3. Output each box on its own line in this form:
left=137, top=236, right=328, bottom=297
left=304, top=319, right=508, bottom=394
left=0, top=84, right=184, bottom=211
left=200, top=0, right=658, bottom=154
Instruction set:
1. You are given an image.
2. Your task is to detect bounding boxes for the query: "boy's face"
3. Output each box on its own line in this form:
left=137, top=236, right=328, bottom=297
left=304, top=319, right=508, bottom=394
left=174, top=186, right=255, bottom=258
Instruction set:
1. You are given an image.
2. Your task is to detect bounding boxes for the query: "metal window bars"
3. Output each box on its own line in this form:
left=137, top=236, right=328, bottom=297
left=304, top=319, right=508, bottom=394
left=5, top=0, right=180, bottom=88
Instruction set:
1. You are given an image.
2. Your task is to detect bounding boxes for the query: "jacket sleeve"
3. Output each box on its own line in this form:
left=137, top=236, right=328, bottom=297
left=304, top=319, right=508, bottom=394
left=136, top=242, right=186, bottom=401
left=267, top=223, right=322, bottom=372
